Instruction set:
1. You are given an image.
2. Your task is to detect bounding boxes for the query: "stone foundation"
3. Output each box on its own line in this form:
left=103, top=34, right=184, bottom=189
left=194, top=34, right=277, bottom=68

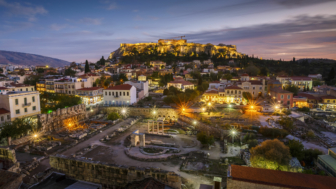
left=50, top=154, right=181, bottom=189
left=104, top=107, right=178, bottom=120
left=37, top=104, right=87, bottom=132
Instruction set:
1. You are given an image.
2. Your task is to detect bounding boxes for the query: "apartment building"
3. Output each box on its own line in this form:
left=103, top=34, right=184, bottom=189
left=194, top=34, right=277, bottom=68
left=0, top=91, right=41, bottom=121
left=167, top=77, right=194, bottom=91
left=76, top=87, right=104, bottom=106
left=54, top=77, right=92, bottom=95
left=276, top=76, right=313, bottom=91
left=125, top=80, right=149, bottom=97
left=0, top=108, right=10, bottom=125
left=103, top=84, right=137, bottom=106
left=238, top=80, right=266, bottom=99
left=0, top=83, right=35, bottom=93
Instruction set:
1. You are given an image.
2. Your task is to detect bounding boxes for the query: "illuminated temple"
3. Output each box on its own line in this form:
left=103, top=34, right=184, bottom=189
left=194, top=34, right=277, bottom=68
left=109, top=38, right=245, bottom=59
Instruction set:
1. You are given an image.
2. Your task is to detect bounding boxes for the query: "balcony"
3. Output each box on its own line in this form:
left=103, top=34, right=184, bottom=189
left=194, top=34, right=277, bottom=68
left=22, top=103, right=31, bottom=107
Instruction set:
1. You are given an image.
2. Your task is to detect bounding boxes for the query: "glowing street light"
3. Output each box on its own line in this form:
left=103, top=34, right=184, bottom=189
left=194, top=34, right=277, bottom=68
left=202, top=108, right=205, bottom=111
left=193, top=120, right=197, bottom=125
left=34, top=134, right=37, bottom=138
left=153, top=111, right=156, bottom=115
left=230, top=129, right=237, bottom=144
left=208, top=102, right=211, bottom=106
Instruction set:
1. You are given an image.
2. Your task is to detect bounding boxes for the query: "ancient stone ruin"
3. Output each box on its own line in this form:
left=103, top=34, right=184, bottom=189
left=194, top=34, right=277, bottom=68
left=131, top=130, right=145, bottom=147
left=37, top=104, right=87, bottom=132
left=50, top=154, right=181, bottom=189
left=0, top=147, right=20, bottom=173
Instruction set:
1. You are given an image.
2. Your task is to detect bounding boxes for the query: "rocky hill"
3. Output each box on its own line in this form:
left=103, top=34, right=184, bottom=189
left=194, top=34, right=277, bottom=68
left=0, top=50, right=70, bottom=67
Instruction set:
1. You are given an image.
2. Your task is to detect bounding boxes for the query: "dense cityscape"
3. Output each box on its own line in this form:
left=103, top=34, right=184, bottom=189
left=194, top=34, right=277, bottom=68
left=1, top=0, right=336, bottom=189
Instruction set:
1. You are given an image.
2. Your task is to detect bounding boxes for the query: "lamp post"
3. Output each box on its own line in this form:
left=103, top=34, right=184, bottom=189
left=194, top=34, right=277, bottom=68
left=231, top=130, right=236, bottom=144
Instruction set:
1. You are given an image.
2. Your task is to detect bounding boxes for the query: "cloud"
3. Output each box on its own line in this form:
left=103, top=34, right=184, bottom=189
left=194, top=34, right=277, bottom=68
left=275, top=0, right=334, bottom=8
left=0, top=0, right=47, bottom=21
left=50, top=24, right=68, bottom=31
left=147, top=14, right=336, bottom=60
left=79, top=18, right=103, bottom=25
left=100, top=0, right=117, bottom=10
left=134, top=15, right=143, bottom=21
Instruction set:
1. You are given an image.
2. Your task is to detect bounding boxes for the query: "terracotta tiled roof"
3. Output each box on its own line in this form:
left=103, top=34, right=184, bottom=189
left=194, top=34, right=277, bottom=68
left=230, top=165, right=336, bottom=189
left=297, top=93, right=320, bottom=100
left=205, top=89, right=218, bottom=94
left=225, top=85, right=242, bottom=90
left=0, top=108, right=10, bottom=115
left=290, top=76, right=312, bottom=81
left=241, top=73, right=249, bottom=76
left=270, top=87, right=292, bottom=94
left=77, top=87, right=103, bottom=91
left=321, top=95, right=336, bottom=99
left=104, top=84, right=133, bottom=90
left=0, top=87, right=8, bottom=90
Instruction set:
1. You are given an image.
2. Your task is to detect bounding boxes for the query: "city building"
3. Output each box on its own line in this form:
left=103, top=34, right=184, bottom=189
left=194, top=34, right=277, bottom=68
left=293, top=96, right=308, bottom=108
left=308, top=73, right=322, bottom=80
left=36, top=80, right=46, bottom=92
left=0, top=108, right=10, bottom=125
left=125, top=80, right=149, bottom=97
left=167, top=77, right=194, bottom=91
left=319, top=95, right=336, bottom=110
left=76, top=87, right=104, bottom=106
left=276, top=76, right=313, bottom=91
left=224, top=85, right=243, bottom=104
left=54, top=77, right=92, bottom=95
left=0, top=91, right=41, bottom=121
left=227, top=164, right=336, bottom=189
left=317, top=148, right=336, bottom=177
left=150, top=61, right=166, bottom=69
left=269, top=87, right=293, bottom=108
left=103, top=84, right=137, bottom=106
left=138, top=75, right=146, bottom=81
left=238, top=80, right=266, bottom=99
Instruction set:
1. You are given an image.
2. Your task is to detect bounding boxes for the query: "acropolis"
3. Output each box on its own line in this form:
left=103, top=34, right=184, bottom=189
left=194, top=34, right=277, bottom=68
left=109, top=38, right=245, bottom=59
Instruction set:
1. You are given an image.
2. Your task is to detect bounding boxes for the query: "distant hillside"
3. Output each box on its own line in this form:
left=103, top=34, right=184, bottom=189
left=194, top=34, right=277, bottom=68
left=0, top=50, right=70, bottom=67
left=297, top=58, right=336, bottom=64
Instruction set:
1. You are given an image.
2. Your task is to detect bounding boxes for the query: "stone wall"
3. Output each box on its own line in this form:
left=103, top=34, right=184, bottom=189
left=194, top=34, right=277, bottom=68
left=50, top=155, right=181, bottom=189
left=227, top=179, right=290, bottom=189
left=104, top=107, right=179, bottom=120
left=0, top=147, right=17, bottom=169
left=37, top=104, right=87, bottom=132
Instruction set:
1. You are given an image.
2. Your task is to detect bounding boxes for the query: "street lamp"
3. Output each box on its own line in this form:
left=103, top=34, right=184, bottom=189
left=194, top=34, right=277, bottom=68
left=231, top=130, right=236, bottom=144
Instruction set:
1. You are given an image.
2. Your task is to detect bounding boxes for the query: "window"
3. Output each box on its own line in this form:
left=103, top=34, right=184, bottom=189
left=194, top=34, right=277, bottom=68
left=1, top=116, right=3, bottom=121
left=24, top=108, right=27, bottom=113
left=24, top=98, right=27, bottom=104
left=20, top=89, right=22, bottom=91
left=253, top=87, right=255, bottom=90
left=127, top=92, right=129, bottom=96
left=328, top=100, right=330, bottom=103
left=26, top=88, right=28, bottom=91
left=69, top=91, right=71, bottom=94
left=105, top=92, right=107, bottom=96
left=287, top=95, right=290, bottom=99
left=7, top=115, right=10, bottom=120
left=281, top=95, right=284, bottom=99
left=33, top=106, right=36, bottom=111
left=16, top=109, right=20, bottom=114
left=120, top=92, right=121, bottom=96
left=31, top=88, right=33, bottom=91
left=287, top=101, right=290, bottom=105
left=112, top=92, right=114, bottom=96
left=259, top=87, right=262, bottom=90
left=253, top=92, right=255, bottom=95
left=123, top=92, right=125, bottom=96
left=227, top=91, right=229, bottom=94
left=15, top=99, right=18, bottom=105
left=281, top=100, right=283, bottom=104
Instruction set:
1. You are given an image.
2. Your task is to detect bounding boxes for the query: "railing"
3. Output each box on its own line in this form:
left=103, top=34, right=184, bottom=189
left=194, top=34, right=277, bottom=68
left=22, top=103, right=31, bottom=107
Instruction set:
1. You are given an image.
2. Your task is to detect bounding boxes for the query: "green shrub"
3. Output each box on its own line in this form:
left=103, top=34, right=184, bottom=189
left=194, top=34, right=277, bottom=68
left=107, top=112, right=120, bottom=121
left=259, top=127, right=289, bottom=138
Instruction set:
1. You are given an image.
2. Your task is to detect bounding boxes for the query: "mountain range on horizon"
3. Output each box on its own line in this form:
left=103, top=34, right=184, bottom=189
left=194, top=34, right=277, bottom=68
left=0, top=50, right=70, bottom=67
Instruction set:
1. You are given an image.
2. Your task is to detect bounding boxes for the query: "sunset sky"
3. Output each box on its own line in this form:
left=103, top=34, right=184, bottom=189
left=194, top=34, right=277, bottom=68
left=0, top=0, right=335, bottom=62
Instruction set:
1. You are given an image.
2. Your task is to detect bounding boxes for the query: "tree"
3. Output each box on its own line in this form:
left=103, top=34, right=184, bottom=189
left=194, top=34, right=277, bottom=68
left=85, top=60, right=90, bottom=73
left=306, top=130, right=315, bottom=138
left=247, top=139, right=258, bottom=149
left=197, top=131, right=215, bottom=146
left=24, top=75, right=42, bottom=88
left=313, top=79, right=322, bottom=87
left=284, top=85, right=299, bottom=96
left=278, top=116, right=294, bottom=131
left=223, top=73, right=232, bottom=80
left=64, top=67, right=76, bottom=77
left=327, top=67, right=335, bottom=81
left=107, top=112, right=120, bottom=121
left=245, top=65, right=260, bottom=76
left=0, top=117, right=37, bottom=140
left=243, top=92, right=252, bottom=102
left=288, top=139, right=304, bottom=160
left=163, top=89, right=169, bottom=95
left=119, top=73, right=128, bottom=82
left=250, top=139, right=292, bottom=171
left=259, top=127, right=289, bottom=138
left=259, top=67, right=268, bottom=76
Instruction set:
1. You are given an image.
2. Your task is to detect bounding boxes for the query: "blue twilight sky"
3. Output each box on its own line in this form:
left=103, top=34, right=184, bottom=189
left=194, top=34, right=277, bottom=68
left=0, top=0, right=336, bottom=62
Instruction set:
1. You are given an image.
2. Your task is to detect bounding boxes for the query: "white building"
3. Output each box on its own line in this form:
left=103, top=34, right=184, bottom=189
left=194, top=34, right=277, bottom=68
left=0, top=91, right=41, bottom=121
left=54, top=77, right=92, bottom=95
left=0, top=108, right=11, bottom=125
left=103, top=84, right=137, bottom=106
left=125, top=80, right=149, bottom=97
left=308, top=74, right=322, bottom=80
left=276, top=76, right=313, bottom=91
left=167, top=77, right=194, bottom=91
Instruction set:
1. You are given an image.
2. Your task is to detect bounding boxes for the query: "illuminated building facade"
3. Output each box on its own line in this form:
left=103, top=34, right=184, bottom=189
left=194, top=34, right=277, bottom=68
left=76, top=87, right=104, bottom=106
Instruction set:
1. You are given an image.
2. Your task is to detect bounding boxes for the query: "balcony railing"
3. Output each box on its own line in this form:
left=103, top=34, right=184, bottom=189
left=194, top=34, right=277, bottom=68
left=22, top=103, right=31, bottom=107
